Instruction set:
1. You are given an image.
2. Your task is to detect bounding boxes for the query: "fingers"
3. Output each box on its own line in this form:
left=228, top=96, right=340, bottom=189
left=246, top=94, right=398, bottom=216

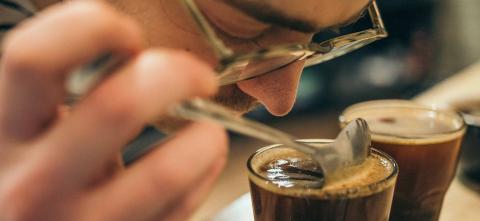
left=37, top=50, right=218, bottom=188
left=81, top=122, right=228, bottom=221
left=0, top=0, right=143, bottom=141
left=158, top=154, right=226, bottom=221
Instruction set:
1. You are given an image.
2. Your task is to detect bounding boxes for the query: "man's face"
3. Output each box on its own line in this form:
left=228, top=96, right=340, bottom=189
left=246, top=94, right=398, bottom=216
left=104, top=0, right=371, bottom=130
left=37, top=0, right=370, bottom=129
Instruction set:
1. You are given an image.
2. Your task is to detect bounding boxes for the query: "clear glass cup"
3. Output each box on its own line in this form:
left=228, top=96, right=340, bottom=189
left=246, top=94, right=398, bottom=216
left=340, top=100, right=466, bottom=221
left=247, top=139, right=398, bottom=221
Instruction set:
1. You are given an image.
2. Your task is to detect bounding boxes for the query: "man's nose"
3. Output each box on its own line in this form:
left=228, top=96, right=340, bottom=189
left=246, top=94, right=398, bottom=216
left=237, top=61, right=305, bottom=116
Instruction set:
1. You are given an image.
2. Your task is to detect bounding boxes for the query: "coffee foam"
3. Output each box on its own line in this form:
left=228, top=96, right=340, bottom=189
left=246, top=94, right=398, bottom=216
left=341, top=106, right=465, bottom=144
left=249, top=147, right=396, bottom=199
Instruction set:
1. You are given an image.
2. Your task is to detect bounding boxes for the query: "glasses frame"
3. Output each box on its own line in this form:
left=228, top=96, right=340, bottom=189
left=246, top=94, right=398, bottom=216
left=182, top=0, right=388, bottom=85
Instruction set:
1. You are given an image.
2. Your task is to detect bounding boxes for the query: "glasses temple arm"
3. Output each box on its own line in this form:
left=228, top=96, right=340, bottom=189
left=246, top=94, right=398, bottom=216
left=369, top=0, right=387, bottom=35
left=182, top=0, right=234, bottom=58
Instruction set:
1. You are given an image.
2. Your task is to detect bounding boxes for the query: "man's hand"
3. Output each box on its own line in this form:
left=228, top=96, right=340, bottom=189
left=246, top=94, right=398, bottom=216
left=0, top=1, right=227, bottom=220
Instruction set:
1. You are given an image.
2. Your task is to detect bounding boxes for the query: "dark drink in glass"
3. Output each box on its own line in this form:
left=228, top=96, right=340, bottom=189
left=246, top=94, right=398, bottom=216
left=247, top=139, right=398, bottom=221
left=340, top=100, right=466, bottom=221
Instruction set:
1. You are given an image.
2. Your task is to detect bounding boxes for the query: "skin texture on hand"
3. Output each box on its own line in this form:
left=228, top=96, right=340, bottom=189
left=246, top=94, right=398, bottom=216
left=0, top=1, right=227, bottom=221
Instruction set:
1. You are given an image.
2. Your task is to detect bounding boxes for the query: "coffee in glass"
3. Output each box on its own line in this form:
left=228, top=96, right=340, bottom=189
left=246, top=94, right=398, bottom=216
left=247, top=139, right=398, bottom=221
left=340, top=100, right=466, bottom=221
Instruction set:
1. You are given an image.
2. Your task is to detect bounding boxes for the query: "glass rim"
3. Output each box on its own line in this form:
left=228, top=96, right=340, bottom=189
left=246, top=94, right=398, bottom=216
left=246, top=139, right=399, bottom=198
left=339, top=100, right=467, bottom=140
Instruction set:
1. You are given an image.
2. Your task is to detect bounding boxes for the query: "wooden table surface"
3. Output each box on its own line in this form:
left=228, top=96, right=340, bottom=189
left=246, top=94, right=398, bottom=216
left=190, top=111, right=480, bottom=221
left=440, top=179, right=480, bottom=220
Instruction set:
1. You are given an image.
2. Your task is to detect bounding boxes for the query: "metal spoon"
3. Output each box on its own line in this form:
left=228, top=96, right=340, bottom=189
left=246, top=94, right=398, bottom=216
left=66, top=53, right=371, bottom=182
left=312, top=118, right=371, bottom=180
left=171, top=99, right=371, bottom=182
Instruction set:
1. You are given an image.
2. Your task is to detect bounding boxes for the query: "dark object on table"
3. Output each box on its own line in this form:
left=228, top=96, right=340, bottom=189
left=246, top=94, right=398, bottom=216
left=460, top=111, right=480, bottom=192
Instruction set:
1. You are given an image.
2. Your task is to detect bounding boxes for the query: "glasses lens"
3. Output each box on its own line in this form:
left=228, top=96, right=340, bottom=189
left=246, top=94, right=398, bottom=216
left=218, top=51, right=306, bottom=85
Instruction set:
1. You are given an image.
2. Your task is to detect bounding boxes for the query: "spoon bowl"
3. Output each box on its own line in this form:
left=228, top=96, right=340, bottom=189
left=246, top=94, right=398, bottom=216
left=311, top=118, right=371, bottom=181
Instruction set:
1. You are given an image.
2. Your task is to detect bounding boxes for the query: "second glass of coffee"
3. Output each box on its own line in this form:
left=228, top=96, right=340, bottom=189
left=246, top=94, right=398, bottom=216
left=340, top=100, right=466, bottom=221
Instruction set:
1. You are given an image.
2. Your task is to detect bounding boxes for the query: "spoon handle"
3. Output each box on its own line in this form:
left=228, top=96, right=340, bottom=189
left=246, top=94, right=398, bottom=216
left=65, top=53, right=318, bottom=156
left=171, top=98, right=317, bottom=155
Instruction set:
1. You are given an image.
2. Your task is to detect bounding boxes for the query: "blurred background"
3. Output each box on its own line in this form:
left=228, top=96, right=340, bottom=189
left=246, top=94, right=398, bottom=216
left=191, top=0, right=480, bottom=220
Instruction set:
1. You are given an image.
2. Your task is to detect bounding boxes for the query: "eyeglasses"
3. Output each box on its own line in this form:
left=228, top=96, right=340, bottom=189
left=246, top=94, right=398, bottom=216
left=182, top=0, right=387, bottom=86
